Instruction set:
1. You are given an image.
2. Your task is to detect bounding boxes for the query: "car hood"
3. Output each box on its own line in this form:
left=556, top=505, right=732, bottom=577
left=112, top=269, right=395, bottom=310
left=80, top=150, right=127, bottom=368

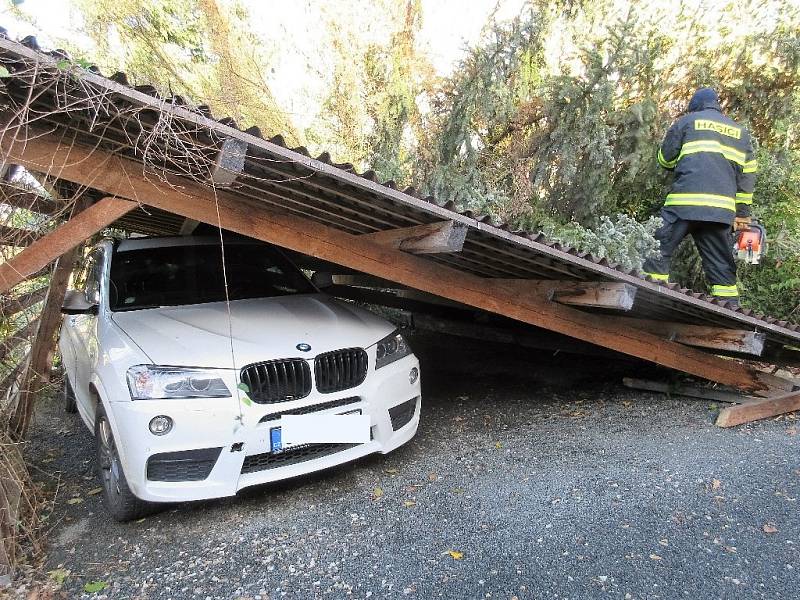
left=111, top=294, right=394, bottom=369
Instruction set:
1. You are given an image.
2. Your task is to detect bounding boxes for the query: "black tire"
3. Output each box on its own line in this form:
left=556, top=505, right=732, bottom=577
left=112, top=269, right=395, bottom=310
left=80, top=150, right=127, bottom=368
left=63, top=377, right=77, bottom=413
left=94, top=404, right=153, bottom=522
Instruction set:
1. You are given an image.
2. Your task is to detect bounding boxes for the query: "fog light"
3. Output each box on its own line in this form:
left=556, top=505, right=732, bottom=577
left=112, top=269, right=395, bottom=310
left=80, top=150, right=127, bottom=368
left=408, top=367, right=419, bottom=384
left=149, top=415, right=173, bottom=436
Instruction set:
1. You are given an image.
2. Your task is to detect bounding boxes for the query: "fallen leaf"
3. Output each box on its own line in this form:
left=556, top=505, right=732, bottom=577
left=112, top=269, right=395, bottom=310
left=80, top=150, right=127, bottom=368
left=48, top=568, right=70, bottom=585
left=83, top=581, right=107, bottom=593
left=494, top=442, right=502, bottom=449
left=372, top=487, right=384, bottom=500
left=711, top=478, right=722, bottom=491
left=428, top=472, right=437, bottom=482
left=87, top=487, right=103, bottom=496
left=66, top=497, right=82, bottom=505
left=763, top=523, right=778, bottom=534
left=384, top=468, right=399, bottom=475
left=451, top=487, right=465, bottom=494
left=649, top=554, right=662, bottom=561
left=403, top=500, right=416, bottom=508
left=447, top=550, right=464, bottom=560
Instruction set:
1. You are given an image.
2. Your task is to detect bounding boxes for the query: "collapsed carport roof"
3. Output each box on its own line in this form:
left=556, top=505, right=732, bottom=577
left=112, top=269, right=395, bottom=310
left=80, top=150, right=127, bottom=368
left=0, top=32, right=798, bottom=424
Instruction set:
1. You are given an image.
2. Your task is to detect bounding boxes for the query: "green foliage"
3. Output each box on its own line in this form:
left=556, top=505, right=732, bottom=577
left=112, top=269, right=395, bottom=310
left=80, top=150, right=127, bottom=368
left=408, top=0, right=800, bottom=321
left=536, top=214, right=663, bottom=272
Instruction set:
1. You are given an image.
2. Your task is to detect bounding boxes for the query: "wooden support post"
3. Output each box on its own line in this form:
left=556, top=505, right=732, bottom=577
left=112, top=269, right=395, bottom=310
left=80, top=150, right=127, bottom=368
left=716, top=390, right=800, bottom=428
left=362, top=220, right=468, bottom=254
left=0, top=196, right=136, bottom=294
left=494, top=279, right=638, bottom=311
left=0, top=131, right=773, bottom=393
left=9, top=197, right=92, bottom=439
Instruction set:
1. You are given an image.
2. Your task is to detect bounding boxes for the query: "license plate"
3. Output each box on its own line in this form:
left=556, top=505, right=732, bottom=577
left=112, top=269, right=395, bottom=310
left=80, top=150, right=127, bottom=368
left=270, top=410, right=364, bottom=453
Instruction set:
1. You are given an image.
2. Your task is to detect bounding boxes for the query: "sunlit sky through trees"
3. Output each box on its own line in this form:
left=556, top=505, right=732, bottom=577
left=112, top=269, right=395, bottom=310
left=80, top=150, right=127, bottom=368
left=2, top=0, right=527, bottom=128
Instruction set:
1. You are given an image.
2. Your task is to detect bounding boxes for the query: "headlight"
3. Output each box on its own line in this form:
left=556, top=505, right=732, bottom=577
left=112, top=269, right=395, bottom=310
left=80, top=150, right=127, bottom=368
left=126, top=365, right=231, bottom=400
left=374, top=331, right=411, bottom=369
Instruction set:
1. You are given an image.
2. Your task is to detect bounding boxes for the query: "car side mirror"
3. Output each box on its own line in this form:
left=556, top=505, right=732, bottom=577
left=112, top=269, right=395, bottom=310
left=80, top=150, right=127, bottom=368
left=61, top=289, right=98, bottom=315
left=311, top=271, right=333, bottom=289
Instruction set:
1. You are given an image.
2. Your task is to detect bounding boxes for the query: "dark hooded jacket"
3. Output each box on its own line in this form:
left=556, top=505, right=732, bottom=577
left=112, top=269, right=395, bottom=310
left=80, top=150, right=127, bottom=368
left=657, top=88, right=756, bottom=224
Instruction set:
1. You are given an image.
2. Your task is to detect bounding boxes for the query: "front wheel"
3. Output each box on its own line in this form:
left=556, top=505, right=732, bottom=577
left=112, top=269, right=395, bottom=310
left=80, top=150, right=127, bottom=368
left=95, top=405, right=153, bottom=522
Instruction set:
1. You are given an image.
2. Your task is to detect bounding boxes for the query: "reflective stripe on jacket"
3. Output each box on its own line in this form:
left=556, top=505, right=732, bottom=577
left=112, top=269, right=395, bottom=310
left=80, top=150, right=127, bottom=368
left=658, top=102, right=756, bottom=225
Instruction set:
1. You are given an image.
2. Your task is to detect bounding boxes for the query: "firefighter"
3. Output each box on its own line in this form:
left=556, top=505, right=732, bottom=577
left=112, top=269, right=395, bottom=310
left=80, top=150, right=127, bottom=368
left=643, top=87, right=756, bottom=307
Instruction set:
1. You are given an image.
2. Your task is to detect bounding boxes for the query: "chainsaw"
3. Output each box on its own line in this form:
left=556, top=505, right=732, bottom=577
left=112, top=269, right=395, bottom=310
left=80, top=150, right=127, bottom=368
left=733, top=220, right=767, bottom=265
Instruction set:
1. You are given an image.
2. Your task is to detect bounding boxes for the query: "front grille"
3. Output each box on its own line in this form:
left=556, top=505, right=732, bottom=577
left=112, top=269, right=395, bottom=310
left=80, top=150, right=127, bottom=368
left=241, top=443, right=357, bottom=474
left=389, top=398, right=418, bottom=431
left=241, top=358, right=312, bottom=404
left=258, top=396, right=361, bottom=423
left=314, top=348, right=368, bottom=394
left=146, top=447, right=222, bottom=482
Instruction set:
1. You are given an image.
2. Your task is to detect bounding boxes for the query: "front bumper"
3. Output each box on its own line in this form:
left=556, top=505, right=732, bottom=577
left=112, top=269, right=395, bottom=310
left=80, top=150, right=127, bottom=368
left=108, top=354, right=421, bottom=503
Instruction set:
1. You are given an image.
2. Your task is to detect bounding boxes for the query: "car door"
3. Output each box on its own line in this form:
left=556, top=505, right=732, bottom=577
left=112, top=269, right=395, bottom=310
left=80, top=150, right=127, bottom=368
left=69, top=250, right=103, bottom=423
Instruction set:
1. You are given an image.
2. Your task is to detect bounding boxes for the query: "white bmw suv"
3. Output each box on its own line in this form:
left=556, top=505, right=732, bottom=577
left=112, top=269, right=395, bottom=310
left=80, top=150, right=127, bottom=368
left=59, top=235, right=421, bottom=521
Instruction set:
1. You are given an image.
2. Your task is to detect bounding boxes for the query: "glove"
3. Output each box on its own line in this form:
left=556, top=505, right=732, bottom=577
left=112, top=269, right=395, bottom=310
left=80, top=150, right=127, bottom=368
left=734, top=216, right=752, bottom=231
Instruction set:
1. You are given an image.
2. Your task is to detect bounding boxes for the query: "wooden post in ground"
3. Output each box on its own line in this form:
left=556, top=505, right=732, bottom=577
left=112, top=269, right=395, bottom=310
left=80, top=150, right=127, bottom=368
left=8, top=197, right=92, bottom=439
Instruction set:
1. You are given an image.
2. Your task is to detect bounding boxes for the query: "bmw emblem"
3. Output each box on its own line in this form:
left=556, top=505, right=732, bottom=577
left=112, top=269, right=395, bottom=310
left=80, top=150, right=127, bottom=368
left=296, top=343, right=312, bottom=352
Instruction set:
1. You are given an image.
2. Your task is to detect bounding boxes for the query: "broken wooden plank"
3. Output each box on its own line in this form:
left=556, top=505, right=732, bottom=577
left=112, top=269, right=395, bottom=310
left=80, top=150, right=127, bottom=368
left=0, top=130, right=772, bottom=392
left=611, top=317, right=766, bottom=357
left=362, top=220, right=468, bottom=254
left=622, top=377, right=754, bottom=404
left=493, top=279, right=638, bottom=311
left=0, top=196, right=136, bottom=294
left=716, top=390, right=800, bottom=427
left=210, top=137, right=248, bottom=186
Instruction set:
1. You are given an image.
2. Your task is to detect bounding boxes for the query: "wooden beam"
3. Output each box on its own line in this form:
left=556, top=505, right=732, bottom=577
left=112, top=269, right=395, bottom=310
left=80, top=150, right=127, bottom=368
left=611, top=317, right=766, bottom=356
left=716, top=390, right=800, bottom=427
left=0, top=131, right=772, bottom=393
left=493, top=279, right=638, bottom=311
left=362, top=220, right=468, bottom=254
left=210, top=137, right=248, bottom=186
left=0, top=286, right=47, bottom=317
left=11, top=199, right=90, bottom=438
left=0, top=196, right=136, bottom=294
left=622, top=377, right=754, bottom=404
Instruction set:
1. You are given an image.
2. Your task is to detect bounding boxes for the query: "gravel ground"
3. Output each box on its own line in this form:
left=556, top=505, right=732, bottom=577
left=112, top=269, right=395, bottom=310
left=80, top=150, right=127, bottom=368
left=9, top=334, right=800, bottom=599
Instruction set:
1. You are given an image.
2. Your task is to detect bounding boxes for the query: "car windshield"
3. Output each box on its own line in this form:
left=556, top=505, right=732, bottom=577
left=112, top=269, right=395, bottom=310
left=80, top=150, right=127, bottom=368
left=109, top=242, right=316, bottom=311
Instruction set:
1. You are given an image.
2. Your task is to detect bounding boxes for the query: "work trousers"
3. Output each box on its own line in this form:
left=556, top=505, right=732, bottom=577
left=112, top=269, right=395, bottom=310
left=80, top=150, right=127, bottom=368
left=642, top=210, right=738, bottom=302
